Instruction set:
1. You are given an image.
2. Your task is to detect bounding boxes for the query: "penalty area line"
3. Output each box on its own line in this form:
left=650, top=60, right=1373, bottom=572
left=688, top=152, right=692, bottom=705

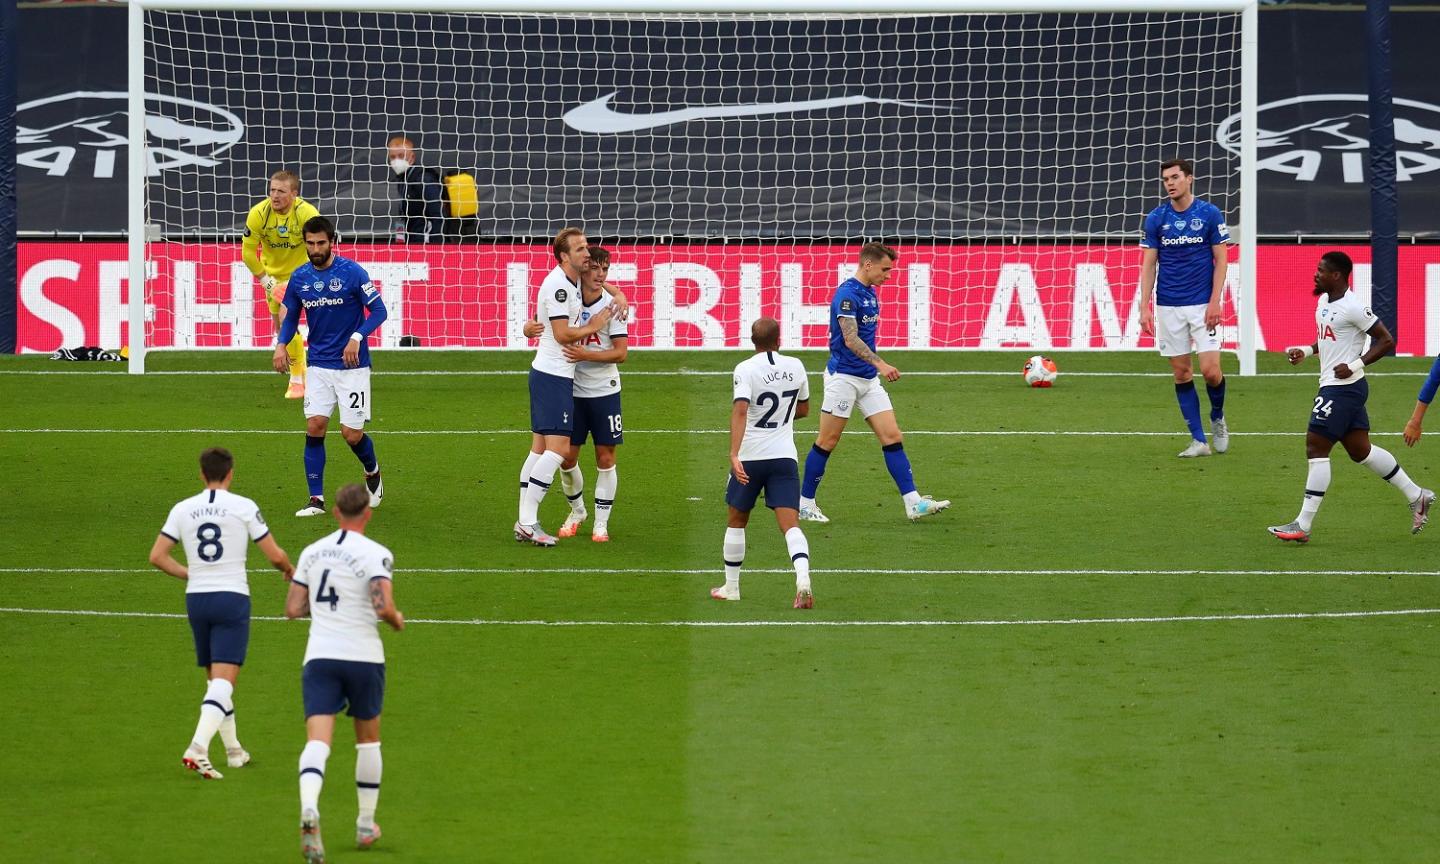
left=1, top=606, right=1438, bottom=628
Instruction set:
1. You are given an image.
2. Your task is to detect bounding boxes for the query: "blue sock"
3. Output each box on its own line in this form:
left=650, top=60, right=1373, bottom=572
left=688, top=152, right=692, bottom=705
left=1175, top=381, right=1206, bottom=442
left=881, top=442, right=917, bottom=495
left=349, top=433, right=378, bottom=474
left=801, top=444, right=831, bottom=499
left=1206, top=377, right=1227, bottom=422
left=304, top=435, right=326, bottom=498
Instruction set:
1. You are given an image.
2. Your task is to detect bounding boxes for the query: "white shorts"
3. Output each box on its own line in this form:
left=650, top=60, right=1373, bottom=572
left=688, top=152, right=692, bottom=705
left=304, top=366, right=372, bottom=428
left=1156, top=304, right=1221, bottom=357
left=821, top=370, right=893, bottom=420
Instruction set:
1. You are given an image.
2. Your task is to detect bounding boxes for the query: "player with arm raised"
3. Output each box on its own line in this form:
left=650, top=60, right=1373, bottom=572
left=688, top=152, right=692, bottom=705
left=1138, top=158, right=1232, bottom=457
left=1402, top=352, right=1440, bottom=448
left=148, top=447, right=293, bottom=779
left=274, top=216, right=388, bottom=517
left=713, top=317, right=815, bottom=608
left=286, top=483, right=403, bottom=860
left=798, top=242, right=949, bottom=524
left=243, top=170, right=320, bottom=399
left=1267, top=251, right=1434, bottom=543
left=514, top=227, right=613, bottom=546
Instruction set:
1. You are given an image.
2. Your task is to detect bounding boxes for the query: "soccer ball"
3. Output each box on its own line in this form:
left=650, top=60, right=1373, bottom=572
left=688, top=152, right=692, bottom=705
left=1022, top=355, right=1058, bottom=388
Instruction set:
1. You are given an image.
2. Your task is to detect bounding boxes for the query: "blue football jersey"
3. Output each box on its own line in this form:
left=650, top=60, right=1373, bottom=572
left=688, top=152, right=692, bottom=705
left=283, top=255, right=385, bottom=370
left=826, top=277, right=881, bottom=379
left=1140, top=198, right=1230, bottom=306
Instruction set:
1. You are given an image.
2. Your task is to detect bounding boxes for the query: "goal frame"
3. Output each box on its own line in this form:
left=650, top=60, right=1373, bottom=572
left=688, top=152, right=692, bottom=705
left=126, top=0, right=1259, bottom=374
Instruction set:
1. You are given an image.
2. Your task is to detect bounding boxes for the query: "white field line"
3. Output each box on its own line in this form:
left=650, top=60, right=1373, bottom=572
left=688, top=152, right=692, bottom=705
left=1, top=605, right=1437, bottom=628
left=2, top=566, right=1436, bottom=577
left=0, top=428, right=1373, bottom=437
left=1, top=369, right=1427, bottom=378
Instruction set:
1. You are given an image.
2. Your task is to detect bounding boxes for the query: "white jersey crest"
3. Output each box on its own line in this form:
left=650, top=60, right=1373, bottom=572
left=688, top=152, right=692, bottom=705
left=294, top=529, right=395, bottom=664
left=1315, top=290, right=1377, bottom=387
left=573, top=291, right=627, bottom=398
left=160, top=488, right=269, bottom=596
left=531, top=265, right=583, bottom=379
left=732, top=351, right=811, bottom=461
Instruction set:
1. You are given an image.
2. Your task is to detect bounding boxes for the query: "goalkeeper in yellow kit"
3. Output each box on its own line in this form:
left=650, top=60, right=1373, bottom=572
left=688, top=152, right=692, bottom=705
left=243, top=170, right=319, bottom=398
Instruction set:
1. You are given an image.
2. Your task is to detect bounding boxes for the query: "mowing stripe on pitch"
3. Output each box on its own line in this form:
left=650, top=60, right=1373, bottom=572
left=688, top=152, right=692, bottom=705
left=1, top=605, right=1437, bottom=628
left=2, top=566, right=1436, bottom=577
left=4, top=369, right=1388, bottom=378
left=0, top=427, right=1353, bottom=437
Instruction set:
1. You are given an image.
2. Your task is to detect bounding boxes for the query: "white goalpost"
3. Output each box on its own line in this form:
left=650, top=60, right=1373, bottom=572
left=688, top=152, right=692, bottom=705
left=126, top=0, right=1258, bottom=375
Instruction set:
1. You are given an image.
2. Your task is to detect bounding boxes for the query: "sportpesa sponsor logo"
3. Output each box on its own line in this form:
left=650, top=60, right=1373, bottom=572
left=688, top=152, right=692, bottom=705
left=302, top=296, right=348, bottom=309
left=1161, top=235, right=1207, bottom=246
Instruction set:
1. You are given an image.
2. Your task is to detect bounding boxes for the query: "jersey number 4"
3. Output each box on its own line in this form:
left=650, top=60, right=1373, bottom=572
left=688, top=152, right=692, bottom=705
left=754, top=389, right=800, bottom=428
left=315, top=569, right=341, bottom=611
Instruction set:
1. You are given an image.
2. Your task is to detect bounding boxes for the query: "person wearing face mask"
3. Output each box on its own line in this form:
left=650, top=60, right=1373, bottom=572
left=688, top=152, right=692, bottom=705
left=385, top=136, right=445, bottom=243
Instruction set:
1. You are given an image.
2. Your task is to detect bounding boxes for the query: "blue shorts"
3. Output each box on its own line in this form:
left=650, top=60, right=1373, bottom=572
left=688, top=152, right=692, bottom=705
left=1308, top=380, right=1369, bottom=441
left=186, top=591, right=251, bottom=667
left=529, top=368, right=575, bottom=436
left=572, top=393, right=623, bottom=446
left=302, top=658, right=386, bottom=720
left=725, top=458, right=801, bottom=512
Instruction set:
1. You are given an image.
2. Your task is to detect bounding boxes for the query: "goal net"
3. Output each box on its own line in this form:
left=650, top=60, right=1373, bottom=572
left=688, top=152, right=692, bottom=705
left=129, top=2, right=1254, bottom=367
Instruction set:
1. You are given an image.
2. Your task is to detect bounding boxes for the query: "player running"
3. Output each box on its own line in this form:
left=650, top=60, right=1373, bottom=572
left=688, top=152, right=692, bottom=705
left=1268, top=251, right=1434, bottom=542
left=714, top=318, right=815, bottom=608
left=286, top=484, right=404, bottom=861
left=274, top=216, right=388, bottom=517
left=798, top=242, right=949, bottom=523
left=149, top=447, right=294, bottom=779
left=1138, top=158, right=1232, bottom=457
left=243, top=170, right=320, bottom=399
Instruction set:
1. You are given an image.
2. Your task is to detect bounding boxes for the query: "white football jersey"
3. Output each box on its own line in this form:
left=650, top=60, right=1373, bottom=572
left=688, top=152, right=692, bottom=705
left=573, top=291, right=627, bottom=398
left=531, top=265, right=583, bottom=379
left=294, top=529, right=395, bottom=665
left=160, top=488, right=269, bottom=596
left=732, top=350, right=811, bottom=461
left=1315, top=290, right=1377, bottom=387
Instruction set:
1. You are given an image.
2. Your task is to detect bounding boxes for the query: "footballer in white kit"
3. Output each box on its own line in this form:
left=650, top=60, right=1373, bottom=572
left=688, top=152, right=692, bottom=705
left=713, top=318, right=816, bottom=608
left=1268, top=251, right=1434, bottom=542
left=149, top=447, right=293, bottom=780
left=286, top=484, right=404, bottom=859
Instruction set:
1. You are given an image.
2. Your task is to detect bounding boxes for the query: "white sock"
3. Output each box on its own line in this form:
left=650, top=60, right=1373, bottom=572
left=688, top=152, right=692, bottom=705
left=356, top=742, right=382, bottom=828
left=560, top=465, right=586, bottom=513
left=519, top=450, right=564, bottom=525
left=1296, top=457, right=1331, bottom=532
left=218, top=713, right=241, bottom=751
left=1361, top=445, right=1423, bottom=502
left=517, top=451, right=540, bottom=520
left=594, top=466, right=617, bottom=526
left=799, top=496, right=816, bottom=511
left=902, top=490, right=921, bottom=508
left=723, top=526, right=746, bottom=590
left=298, top=740, right=331, bottom=817
left=190, top=678, right=233, bottom=753
left=785, top=526, right=811, bottom=592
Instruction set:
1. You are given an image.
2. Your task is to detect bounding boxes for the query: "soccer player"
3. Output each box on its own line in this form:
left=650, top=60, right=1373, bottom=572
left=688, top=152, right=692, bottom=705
left=713, top=317, right=814, bottom=608
left=286, top=483, right=403, bottom=859
left=514, top=226, right=613, bottom=546
left=1138, top=158, right=1232, bottom=457
left=243, top=170, right=320, bottom=399
left=149, top=447, right=294, bottom=779
left=797, top=242, right=949, bottom=523
left=1401, top=352, right=1440, bottom=449
left=1267, top=251, right=1434, bottom=542
left=554, top=247, right=628, bottom=542
left=274, top=216, right=388, bottom=517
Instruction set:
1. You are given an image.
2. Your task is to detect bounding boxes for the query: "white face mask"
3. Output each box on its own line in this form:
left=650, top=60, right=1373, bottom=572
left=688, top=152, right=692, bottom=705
left=389, top=158, right=411, bottom=176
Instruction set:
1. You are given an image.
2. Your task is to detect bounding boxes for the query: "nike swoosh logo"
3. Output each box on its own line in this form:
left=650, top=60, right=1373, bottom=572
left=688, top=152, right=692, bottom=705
left=563, top=92, right=950, bottom=134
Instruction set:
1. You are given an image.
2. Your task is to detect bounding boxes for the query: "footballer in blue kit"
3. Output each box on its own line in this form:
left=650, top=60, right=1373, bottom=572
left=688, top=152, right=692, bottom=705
left=1139, top=158, right=1232, bottom=458
left=274, top=215, right=389, bottom=517
left=1403, top=350, right=1440, bottom=448
left=797, top=242, right=949, bottom=523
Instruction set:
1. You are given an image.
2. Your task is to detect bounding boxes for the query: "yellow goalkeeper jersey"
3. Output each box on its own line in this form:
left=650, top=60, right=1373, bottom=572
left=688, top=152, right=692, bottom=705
left=241, top=197, right=321, bottom=279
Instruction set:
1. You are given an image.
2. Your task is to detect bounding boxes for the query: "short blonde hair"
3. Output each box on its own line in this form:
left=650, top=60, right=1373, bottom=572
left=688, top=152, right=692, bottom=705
left=270, top=170, right=300, bottom=193
left=553, top=226, right=585, bottom=262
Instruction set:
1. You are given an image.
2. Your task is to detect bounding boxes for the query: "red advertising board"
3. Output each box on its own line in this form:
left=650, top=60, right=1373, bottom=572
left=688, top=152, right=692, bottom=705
left=15, top=242, right=1440, bottom=356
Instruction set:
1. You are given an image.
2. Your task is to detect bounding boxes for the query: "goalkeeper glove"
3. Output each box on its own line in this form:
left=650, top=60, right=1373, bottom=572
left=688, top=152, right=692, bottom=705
left=260, top=274, right=278, bottom=294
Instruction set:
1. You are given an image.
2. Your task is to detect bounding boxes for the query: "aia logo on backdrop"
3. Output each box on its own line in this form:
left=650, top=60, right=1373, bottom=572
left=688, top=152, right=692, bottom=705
left=16, top=90, right=244, bottom=178
left=1217, top=93, right=1440, bottom=184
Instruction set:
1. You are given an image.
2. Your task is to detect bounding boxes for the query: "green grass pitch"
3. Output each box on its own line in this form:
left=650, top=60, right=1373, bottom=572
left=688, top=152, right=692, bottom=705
left=1, top=348, right=1438, bottom=863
